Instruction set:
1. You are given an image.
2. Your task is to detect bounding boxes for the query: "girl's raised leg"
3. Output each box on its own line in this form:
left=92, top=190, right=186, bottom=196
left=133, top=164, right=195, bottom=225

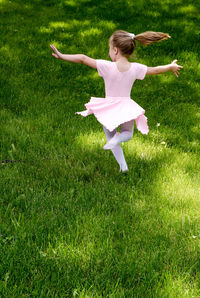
left=103, top=126, right=128, bottom=172
left=104, top=120, right=134, bottom=150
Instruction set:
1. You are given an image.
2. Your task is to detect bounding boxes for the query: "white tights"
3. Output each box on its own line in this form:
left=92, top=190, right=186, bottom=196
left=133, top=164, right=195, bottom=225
left=103, top=120, right=134, bottom=172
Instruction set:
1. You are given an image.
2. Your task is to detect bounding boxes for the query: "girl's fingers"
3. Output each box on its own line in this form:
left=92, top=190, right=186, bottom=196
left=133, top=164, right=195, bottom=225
left=173, top=62, right=183, bottom=69
left=171, top=60, right=183, bottom=77
left=52, top=53, right=59, bottom=58
left=50, top=45, right=60, bottom=58
left=50, top=45, right=58, bottom=53
left=173, top=69, right=178, bottom=77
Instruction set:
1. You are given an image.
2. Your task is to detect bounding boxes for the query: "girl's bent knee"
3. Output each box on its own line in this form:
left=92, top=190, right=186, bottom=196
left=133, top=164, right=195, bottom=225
left=122, top=131, right=133, bottom=142
left=127, top=131, right=133, bottom=141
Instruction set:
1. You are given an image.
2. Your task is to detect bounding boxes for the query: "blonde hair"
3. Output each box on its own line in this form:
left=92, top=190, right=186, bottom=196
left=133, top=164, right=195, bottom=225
left=110, top=30, right=171, bottom=57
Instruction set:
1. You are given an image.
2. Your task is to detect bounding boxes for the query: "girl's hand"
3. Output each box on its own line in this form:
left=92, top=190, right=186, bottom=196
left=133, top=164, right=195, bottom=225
left=50, top=45, right=62, bottom=59
left=170, top=60, right=183, bottom=77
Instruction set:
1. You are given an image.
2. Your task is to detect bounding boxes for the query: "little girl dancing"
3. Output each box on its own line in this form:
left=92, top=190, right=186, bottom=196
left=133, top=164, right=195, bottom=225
left=50, top=30, right=182, bottom=172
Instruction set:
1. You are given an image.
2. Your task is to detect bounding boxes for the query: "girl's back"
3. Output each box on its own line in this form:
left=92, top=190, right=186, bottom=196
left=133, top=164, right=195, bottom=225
left=96, top=60, right=147, bottom=98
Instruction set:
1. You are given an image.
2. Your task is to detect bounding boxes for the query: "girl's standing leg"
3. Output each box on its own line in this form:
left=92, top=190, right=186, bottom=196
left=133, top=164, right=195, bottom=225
left=103, top=126, right=128, bottom=172
left=104, top=120, right=134, bottom=150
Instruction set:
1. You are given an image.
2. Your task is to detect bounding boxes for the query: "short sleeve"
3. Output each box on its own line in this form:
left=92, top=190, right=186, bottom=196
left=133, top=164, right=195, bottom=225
left=96, top=59, right=111, bottom=77
left=134, top=63, right=147, bottom=80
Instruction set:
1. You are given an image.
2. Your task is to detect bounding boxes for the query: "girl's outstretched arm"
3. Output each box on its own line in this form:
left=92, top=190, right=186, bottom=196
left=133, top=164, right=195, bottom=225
left=147, top=60, right=183, bottom=77
left=50, top=45, right=97, bottom=69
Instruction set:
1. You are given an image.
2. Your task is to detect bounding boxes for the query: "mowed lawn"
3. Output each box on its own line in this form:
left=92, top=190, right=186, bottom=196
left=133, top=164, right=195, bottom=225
left=0, top=0, right=200, bottom=296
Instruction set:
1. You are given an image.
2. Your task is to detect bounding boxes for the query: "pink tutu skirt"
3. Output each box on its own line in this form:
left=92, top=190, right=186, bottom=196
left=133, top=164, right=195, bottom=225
left=76, top=96, right=149, bottom=134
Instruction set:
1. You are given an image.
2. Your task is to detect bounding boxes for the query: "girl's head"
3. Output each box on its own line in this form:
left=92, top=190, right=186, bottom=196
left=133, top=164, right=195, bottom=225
left=109, top=30, right=170, bottom=60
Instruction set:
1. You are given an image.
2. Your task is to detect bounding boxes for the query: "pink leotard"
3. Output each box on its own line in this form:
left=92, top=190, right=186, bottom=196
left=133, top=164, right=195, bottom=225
left=76, top=59, right=149, bottom=134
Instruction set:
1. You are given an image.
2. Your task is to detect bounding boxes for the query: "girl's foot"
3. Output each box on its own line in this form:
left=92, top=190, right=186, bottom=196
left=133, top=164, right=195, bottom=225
left=120, top=164, right=128, bottom=173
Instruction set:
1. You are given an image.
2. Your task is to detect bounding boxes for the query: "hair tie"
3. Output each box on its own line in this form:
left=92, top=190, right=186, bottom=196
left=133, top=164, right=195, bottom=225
left=129, top=33, right=135, bottom=40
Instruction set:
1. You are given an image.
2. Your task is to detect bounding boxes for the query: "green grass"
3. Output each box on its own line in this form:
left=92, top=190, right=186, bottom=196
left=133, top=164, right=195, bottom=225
left=0, top=0, right=200, bottom=296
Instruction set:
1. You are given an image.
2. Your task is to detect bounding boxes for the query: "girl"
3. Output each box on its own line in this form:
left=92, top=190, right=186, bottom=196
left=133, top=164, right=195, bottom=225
left=50, top=30, right=183, bottom=172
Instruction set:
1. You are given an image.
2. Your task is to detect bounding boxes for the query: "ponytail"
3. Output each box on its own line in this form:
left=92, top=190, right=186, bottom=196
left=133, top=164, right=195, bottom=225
left=110, top=30, right=170, bottom=57
left=134, top=31, right=171, bottom=45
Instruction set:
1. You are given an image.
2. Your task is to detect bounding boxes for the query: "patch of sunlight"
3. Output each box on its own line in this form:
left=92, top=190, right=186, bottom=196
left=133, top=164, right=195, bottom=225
left=98, top=20, right=116, bottom=31
left=158, top=273, right=199, bottom=297
left=39, top=241, right=92, bottom=264
left=75, top=129, right=166, bottom=156
left=156, top=152, right=200, bottom=204
left=39, top=26, right=52, bottom=34
left=181, top=51, right=198, bottom=64
left=64, top=0, right=77, bottom=6
left=80, top=28, right=102, bottom=38
left=76, top=131, right=105, bottom=151
left=180, top=20, right=199, bottom=34
left=49, top=22, right=71, bottom=29
left=64, top=0, right=92, bottom=6
left=0, top=0, right=7, bottom=4
left=133, top=200, right=147, bottom=212
left=73, top=289, right=102, bottom=297
left=191, top=123, right=200, bottom=134
left=50, top=21, right=71, bottom=30
left=159, top=74, right=176, bottom=84
left=196, top=111, right=200, bottom=119
left=198, top=64, right=200, bottom=75
left=40, top=20, right=115, bottom=40
left=88, top=72, right=99, bottom=80
left=178, top=4, right=197, bottom=16
left=49, top=40, right=64, bottom=49
left=126, top=137, right=168, bottom=161
left=50, top=20, right=90, bottom=30
left=59, top=32, right=73, bottom=39
left=87, top=47, right=105, bottom=58
left=146, top=11, right=161, bottom=18
left=0, top=44, right=12, bottom=59
left=156, top=0, right=182, bottom=11
left=166, top=19, right=197, bottom=34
